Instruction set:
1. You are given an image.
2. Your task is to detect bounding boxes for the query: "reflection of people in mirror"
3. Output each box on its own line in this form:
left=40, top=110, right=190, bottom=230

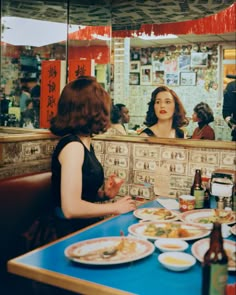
left=222, top=75, right=236, bottom=141
left=115, top=103, right=130, bottom=125
left=191, top=102, right=215, bottom=140
left=139, top=86, right=188, bottom=138
left=105, top=104, right=127, bottom=135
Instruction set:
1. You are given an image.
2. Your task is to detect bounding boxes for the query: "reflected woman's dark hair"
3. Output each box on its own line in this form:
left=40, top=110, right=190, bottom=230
left=193, top=102, right=214, bottom=124
left=144, top=85, right=188, bottom=128
left=50, top=76, right=111, bottom=136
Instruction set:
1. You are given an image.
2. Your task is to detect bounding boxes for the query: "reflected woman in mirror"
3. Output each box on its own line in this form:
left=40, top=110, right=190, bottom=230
left=115, top=103, right=130, bottom=131
left=139, top=86, right=188, bottom=138
left=191, top=102, right=215, bottom=140
left=105, top=104, right=127, bottom=135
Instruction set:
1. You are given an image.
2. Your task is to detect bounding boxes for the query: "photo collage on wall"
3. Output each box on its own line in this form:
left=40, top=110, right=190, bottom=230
left=129, top=44, right=217, bottom=87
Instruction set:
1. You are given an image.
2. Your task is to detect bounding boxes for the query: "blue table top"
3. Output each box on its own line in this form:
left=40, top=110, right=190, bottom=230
left=8, top=199, right=236, bottom=295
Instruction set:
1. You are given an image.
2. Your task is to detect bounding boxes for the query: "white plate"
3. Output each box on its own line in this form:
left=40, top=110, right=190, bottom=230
left=180, top=209, right=236, bottom=227
left=128, top=221, right=210, bottom=241
left=64, top=236, right=155, bottom=265
left=231, top=224, right=236, bottom=236
left=158, top=252, right=196, bottom=271
left=133, top=207, right=179, bottom=222
left=191, top=238, right=236, bottom=271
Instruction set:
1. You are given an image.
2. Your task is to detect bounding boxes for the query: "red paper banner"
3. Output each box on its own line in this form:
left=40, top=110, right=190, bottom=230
left=68, top=59, right=94, bottom=82
left=112, top=3, right=236, bottom=38
left=40, top=60, right=61, bottom=128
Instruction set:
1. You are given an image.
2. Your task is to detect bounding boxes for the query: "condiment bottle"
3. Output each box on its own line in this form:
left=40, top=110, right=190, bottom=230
left=190, top=169, right=204, bottom=209
left=202, top=175, right=211, bottom=208
left=202, top=222, right=228, bottom=295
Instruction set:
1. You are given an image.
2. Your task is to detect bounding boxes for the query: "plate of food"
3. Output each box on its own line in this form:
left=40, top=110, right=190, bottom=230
left=64, top=236, right=155, bottom=265
left=180, top=209, right=236, bottom=227
left=133, top=207, right=179, bottom=222
left=128, top=221, right=210, bottom=241
left=191, top=238, right=236, bottom=271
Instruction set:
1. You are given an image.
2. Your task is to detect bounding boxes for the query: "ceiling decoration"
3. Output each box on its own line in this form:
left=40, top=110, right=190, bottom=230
left=110, top=0, right=235, bottom=31
left=1, top=0, right=235, bottom=47
left=2, top=0, right=235, bottom=30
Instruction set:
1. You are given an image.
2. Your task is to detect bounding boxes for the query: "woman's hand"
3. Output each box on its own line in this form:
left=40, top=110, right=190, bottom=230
left=113, top=196, right=136, bottom=214
left=104, top=174, right=124, bottom=199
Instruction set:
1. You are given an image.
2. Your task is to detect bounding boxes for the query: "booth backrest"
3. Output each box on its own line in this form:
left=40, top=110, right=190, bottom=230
left=0, top=171, right=52, bottom=268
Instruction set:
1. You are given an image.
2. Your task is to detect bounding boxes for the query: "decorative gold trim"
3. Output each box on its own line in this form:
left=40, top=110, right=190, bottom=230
left=93, top=134, right=236, bottom=150
left=1, top=127, right=235, bottom=150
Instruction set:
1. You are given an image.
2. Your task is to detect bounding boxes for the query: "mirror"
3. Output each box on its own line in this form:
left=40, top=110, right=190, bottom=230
left=0, top=0, right=235, bottom=143
left=0, top=0, right=112, bottom=129
left=112, top=39, right=235, bottom=141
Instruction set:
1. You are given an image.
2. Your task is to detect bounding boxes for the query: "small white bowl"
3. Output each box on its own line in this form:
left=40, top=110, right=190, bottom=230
left=155, top=239, right=189, bottom=252
left=158, top=252, right=196, bottom=271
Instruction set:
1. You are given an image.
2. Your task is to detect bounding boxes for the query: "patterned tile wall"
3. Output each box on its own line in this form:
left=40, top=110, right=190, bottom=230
left=1, top=137, right=235, bottom=198
left=0, top=138, right=58, bottom=179
left=93, top=139, right=236, bottom=199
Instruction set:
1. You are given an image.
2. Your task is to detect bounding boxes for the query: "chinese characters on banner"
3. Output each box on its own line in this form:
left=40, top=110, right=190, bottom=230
left=40, top=60, right=63, bottom=128
left=68, top=59, right=95, bottom=82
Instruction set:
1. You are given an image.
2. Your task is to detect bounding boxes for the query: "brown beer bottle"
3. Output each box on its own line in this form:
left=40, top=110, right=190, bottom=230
left=190, top=169, right=204, bottom=208
left=202, top=222, right=228, bottom=295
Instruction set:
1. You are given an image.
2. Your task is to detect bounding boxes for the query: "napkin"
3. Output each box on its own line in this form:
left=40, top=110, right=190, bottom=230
left=156, top=198, right=179, bottom=210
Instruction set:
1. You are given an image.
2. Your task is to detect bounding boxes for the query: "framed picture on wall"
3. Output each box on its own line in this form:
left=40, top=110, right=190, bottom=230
left=130, top=48, right=141, bottom=61
left=191, top=52, right=208, bottom=67
left=165, top=73, right=179, bottom=86
left=180, top=72, right=196, bottom=86
left=152, top=70, right=165, bottom=85
left=130, top=61, right=140, bottom=73
left=178, top=55, right=191, bottom=71
left=141, top=65, right=152, bottom=85
left=129, top=72, right=140, bottom=85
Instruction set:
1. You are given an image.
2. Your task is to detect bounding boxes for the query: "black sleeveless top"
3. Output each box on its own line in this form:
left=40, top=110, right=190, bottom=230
left=51, top=134, right=104, bottom=231
left=140, top=127, right=184, bottom=138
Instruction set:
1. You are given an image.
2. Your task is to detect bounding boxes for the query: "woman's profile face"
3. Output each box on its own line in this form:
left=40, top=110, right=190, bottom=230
left=154, top=91, right=175, bottom=121
left=192, top=112, right=199, bottom=122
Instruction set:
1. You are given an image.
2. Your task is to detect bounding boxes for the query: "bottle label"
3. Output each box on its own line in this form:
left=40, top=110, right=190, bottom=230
left=194, top=189, right=204, bottom=208
left=209, top=264, right=228, bottom=295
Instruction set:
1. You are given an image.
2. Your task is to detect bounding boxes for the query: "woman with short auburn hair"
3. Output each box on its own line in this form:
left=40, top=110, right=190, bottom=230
left=49, top=76, right=135, bottom=234
left=50, top=76, right=111, bottom=136
left=26, top=77, right=136, bottom=254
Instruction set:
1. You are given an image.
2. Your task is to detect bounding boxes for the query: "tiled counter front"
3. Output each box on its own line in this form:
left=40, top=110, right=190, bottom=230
left=93, top=138, right=235, bottom=199
left=1, top=130, right=235, bottom=197
left=0, top=134, right=58, bottom=179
